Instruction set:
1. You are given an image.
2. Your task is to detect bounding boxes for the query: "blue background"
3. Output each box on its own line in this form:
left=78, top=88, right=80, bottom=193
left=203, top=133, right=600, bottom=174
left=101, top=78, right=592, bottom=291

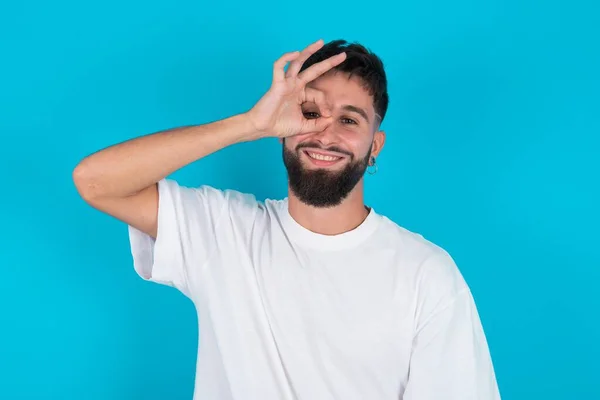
left=1, top=0, right=598, bottom=398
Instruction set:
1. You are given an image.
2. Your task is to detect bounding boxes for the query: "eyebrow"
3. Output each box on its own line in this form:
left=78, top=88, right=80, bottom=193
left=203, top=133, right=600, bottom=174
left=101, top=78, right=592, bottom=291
left=342, top=105, right=370, bottom=124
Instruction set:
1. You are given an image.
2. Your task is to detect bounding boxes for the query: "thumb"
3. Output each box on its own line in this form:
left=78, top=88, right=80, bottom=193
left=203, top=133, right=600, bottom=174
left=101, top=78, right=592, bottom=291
left=300, top=115, right=332, bottom=135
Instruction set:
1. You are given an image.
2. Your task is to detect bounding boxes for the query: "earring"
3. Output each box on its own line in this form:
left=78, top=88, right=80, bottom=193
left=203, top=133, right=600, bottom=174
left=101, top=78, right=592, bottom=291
left=367, top=156, right=378, bottom=175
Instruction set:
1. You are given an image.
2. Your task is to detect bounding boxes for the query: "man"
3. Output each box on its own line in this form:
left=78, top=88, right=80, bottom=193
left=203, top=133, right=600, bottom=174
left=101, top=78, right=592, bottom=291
left=73, top=39, right=501, bottom=399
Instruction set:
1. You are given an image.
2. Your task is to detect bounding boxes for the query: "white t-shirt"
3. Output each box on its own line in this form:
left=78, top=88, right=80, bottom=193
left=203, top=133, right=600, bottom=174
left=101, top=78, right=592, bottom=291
left=128, top=178, right=501, bottom=400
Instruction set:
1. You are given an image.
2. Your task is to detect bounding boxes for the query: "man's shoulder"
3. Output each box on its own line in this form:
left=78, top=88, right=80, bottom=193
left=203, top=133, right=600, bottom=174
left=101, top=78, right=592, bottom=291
left=166, top=179, right=290, bottom=221
left=164, top=178, right=274, bottom=205
left=375, top=214, right=465, bottom=288
left=376, top=214, right=449, bottom=259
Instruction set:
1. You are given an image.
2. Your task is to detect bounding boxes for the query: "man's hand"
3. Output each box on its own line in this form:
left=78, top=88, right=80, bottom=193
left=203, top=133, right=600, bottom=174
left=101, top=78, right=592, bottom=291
left=246, top=39, right=347, bottom=139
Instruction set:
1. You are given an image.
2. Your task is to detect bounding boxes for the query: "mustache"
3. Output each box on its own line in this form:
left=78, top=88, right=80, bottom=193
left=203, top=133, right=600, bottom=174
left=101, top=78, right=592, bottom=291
left=295, top=142, right=354, bottom=158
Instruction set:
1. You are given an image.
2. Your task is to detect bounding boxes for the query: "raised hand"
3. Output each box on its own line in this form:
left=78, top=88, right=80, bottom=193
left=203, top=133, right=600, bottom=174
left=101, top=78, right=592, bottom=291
left=246, top=39, right=347, bottom=139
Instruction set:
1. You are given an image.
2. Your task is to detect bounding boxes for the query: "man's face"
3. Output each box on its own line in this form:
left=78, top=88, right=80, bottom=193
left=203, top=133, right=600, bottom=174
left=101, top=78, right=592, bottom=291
left=283, top=71, right=385, bottom=207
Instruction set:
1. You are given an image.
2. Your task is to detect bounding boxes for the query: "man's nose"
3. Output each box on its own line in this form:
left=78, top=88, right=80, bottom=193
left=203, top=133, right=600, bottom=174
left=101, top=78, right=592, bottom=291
left=311, top=119, right=339, bottom=145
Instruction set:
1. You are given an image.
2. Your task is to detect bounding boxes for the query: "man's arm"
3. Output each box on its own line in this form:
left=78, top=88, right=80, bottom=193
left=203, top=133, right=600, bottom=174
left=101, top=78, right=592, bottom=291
left=72, top=114, right=257, bottom=238
left=403, top=290, right=501, bottom=399
left=403, top=252, right=501, bottom=399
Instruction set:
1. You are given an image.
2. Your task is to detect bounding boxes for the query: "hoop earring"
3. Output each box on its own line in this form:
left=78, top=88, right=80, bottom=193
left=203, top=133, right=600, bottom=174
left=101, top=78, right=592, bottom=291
left=367, top=156, right=378, bottom=175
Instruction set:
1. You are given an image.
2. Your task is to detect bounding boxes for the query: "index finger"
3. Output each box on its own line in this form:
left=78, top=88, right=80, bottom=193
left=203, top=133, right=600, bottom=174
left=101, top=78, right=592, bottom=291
left=297, top=52, right=347, bottom=84
left=272, top=51, right=301, bottom=83
left=285, top=39, right=325, bottom=78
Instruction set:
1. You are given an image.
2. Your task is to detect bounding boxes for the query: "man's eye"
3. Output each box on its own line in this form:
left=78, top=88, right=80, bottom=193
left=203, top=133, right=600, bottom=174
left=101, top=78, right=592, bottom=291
left=303, top=112, right=320, bottom=119
left=341, top=118, right=357, bottom=125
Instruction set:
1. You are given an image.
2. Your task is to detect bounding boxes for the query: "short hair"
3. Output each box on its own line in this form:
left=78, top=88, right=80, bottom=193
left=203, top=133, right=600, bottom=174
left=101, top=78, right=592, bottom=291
left=300, top=39, right=389, bottom=125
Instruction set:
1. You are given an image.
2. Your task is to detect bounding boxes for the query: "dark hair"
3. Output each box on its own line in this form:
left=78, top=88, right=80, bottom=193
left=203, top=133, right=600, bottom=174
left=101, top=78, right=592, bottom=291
left=299, top=39, right=389, bottom=125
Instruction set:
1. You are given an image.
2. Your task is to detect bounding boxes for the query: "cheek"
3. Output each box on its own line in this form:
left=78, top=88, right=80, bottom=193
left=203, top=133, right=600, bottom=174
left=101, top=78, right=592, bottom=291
left=346, top=137, right=371, bottom=157
left=282, top=136, right=300, bottom=150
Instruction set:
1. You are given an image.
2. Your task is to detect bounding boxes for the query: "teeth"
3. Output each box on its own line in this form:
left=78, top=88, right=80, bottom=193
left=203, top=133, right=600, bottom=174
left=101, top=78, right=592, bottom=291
left=308, top=152, right=340, bottom=161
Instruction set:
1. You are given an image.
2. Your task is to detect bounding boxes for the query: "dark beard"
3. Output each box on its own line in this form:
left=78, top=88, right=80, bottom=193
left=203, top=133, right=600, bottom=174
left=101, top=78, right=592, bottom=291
left=282, top=140, right=371, bottom=208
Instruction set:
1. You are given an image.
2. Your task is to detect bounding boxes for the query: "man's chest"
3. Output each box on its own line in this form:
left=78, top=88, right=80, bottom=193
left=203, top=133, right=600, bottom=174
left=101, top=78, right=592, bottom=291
left=198, top=239, right=415, bottom=381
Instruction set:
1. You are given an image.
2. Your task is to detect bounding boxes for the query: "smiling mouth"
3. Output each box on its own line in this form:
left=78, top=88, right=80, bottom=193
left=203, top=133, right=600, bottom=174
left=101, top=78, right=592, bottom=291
left=305, top=151, right=342, bottom=161
left=302, top=150, right=345, bottom=166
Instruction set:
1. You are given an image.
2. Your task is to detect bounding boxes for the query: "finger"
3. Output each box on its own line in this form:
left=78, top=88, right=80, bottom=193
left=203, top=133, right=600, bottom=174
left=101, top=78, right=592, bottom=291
left=285, top=39, right=324, bottom=78
left=304, top=87, right=331, bottom=117
left=300, top=114, right=333, bottom=135
left=272, top=51, right=300, bottom=82
left=297, top=52, right=347, bottom=84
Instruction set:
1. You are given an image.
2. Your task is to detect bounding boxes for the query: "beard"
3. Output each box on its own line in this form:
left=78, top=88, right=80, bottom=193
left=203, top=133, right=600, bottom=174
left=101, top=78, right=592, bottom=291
left=282, top=140, right=372, bottom=208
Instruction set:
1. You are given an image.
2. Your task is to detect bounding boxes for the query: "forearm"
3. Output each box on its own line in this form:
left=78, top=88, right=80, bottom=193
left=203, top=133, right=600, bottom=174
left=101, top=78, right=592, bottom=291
left=73, top=113, right=258, bottom=199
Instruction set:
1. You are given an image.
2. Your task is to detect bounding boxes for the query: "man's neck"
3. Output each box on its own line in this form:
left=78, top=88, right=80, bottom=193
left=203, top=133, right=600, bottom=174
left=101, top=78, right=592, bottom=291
left=287, top=183, right=369, bottom=236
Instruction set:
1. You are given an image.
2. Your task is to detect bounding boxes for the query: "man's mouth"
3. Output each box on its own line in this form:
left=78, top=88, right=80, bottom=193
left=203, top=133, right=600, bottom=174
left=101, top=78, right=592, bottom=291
left=302, top=149, right=345, bottom=167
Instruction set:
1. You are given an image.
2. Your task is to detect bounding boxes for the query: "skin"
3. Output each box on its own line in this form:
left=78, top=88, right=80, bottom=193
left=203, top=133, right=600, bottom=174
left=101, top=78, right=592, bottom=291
left=72, top=39, right=385, bottom=239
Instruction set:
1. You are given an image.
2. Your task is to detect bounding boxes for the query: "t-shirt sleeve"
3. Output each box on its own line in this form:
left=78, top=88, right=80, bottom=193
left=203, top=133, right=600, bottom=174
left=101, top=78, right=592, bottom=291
left=127, top=178, right=228, bottom=299
left=403, top=250, right=502, bottom=400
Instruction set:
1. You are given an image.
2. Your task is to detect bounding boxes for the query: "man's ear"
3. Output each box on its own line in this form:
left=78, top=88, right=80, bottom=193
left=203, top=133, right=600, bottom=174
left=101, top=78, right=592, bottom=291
left=371, top=130, right=386, bottom=158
